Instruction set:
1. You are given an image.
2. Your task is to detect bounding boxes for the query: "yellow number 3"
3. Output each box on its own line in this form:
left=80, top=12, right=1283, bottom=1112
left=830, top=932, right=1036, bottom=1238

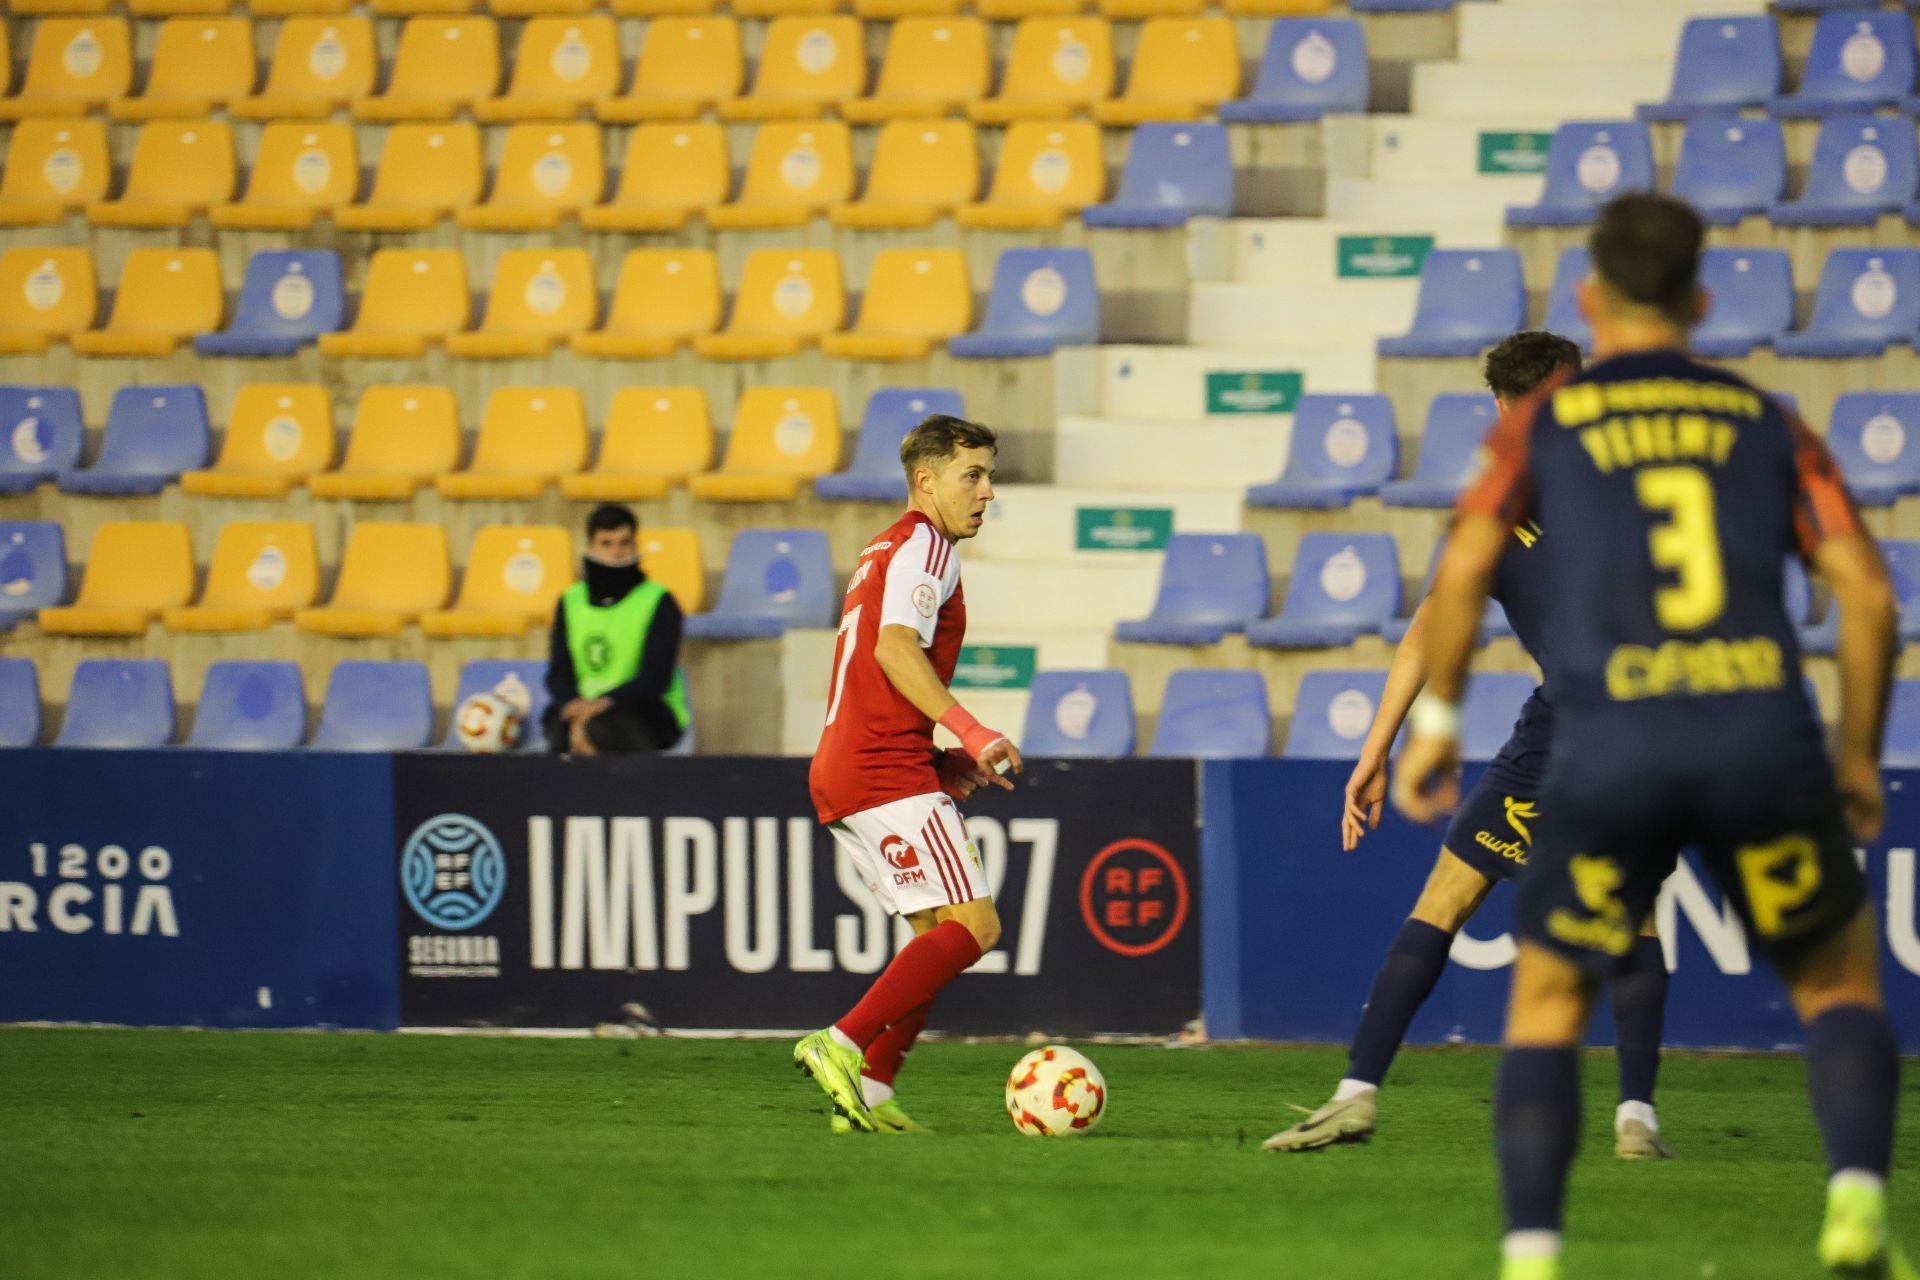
left=1636, top=466, right=1727, bottom=632
left=1735, top=835, right=1822, bottom=938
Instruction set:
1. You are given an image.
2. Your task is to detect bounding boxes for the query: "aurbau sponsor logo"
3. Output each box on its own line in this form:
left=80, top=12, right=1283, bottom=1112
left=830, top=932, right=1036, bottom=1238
left=0, top=843, right=180, bottom=937
left=524, top=814, right=1060, bottom=977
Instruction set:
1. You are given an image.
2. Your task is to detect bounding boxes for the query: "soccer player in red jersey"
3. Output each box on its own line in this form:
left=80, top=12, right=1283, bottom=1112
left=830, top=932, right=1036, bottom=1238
left=794, top=414, right=1023, bottom=1133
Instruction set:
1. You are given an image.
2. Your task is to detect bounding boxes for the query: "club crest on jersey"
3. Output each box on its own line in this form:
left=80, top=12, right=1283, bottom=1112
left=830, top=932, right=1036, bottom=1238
left=912, top=583, right=938, bottom=618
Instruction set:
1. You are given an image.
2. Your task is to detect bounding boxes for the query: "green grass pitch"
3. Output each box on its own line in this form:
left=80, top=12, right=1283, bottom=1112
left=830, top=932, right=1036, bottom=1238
left=5, top=1028, right=1917, bottom=1279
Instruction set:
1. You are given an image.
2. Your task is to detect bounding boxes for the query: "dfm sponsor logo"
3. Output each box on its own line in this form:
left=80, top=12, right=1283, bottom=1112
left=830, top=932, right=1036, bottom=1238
left=0, top=843, right=180, bottom=937
left=524, top=815, right=1060, bottom=977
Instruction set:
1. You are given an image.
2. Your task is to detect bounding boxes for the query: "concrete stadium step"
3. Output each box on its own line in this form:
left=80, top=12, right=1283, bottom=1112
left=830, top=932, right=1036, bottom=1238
left=1201, top=217, right=1504, bottom=286
left=1412, top=61, right=1674, bottom=121
left=963, top=558, right=1163, bottom=635
left=976, top=484, right=1244, bottom=563
left=1459, top=0, right=1765, bottom=66
left=1082, top=345, right=1378, bottom=422
left=1325, top=176, right=1541, bottom=226
left=1053, top=415, right=1288, bottom=490
left=1326, top=115, right=1566, bottom=187
left=1189, top=281, right=1419, bottom=351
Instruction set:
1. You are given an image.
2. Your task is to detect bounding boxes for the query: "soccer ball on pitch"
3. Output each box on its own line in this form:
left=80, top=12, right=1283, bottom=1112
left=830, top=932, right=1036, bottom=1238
left=453, top=676, right=532, bottom=754
left=1005, top=1045, right=1107, bottom=1137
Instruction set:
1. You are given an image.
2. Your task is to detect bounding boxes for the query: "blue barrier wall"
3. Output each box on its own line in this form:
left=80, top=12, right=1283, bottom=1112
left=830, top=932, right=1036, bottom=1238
left=1203, top=759, right=1920, bottom=1053
left=0, top=751, right=398, bottom=1029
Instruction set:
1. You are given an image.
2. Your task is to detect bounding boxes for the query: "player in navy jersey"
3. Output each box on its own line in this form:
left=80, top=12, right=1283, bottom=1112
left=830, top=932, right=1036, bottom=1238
left=1265, top=333, right=1675, bottom=1161
left=1395, top=194, right=1904, bottom=1280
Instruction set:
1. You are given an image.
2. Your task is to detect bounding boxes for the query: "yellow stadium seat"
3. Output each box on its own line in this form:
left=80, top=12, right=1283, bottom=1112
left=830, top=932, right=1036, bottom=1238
left=128, top=0, right=235, bottom=12
left=977, top=0, right=1085, bottom=20
left=0, top=27, right=9, bottom=96
left=86, top=120, right=235, bottom=228
left=421, top=526, right=574, bottom=637
left=956, top=119, right=1101, bottom=228
left=181, top=385, right=336, bottom=498
left=1092, top=18, right=1238, bottom=123
left=308, top=386, right=460, bottom=500
left=317, top=249, right=468, bottom=358
left=351, top=18, right=499, bottom=121
left=71, top=249, right=222, bottom=357
left=473, top=17, right=617, bottom=120
left=456, top=123, right=605, bottom=230
left=831, top=120, right=977, bottom=227
left=611, top=0, right=717, bottom=14
left=294, top=523, right=451, bottom=637
left=0, top=119, right=110, bottom=226
left=1099, top=0, right=1201, bottom=15
left=491, top=0, right=597, bottom=13
left=162, top=522, right=321, bottom=633
left=0, top=248, right=95, bottom=354
left=595, top=18, right=740, bottom=123
left=446, top=248, right=597, bottom=358
left=39, top=522, right=194, bottom=636
left=208, top=123, right=357, bottom=230
left=843, top=19, right=988, bottom=122
left=716, top=18, right=864, bottom=121
left=0, top=20, right=132, bottom=119
left=370, top=0, right=475, bottom=14
left=1221, top=0, right=1331, bottom=11
left=820, top=248, right=970, bottom=360
left=230, top=17, right=376, bottom=120
left=561, top=387, right=715, bottom=500
left=694, top=250, right=843, bottom=360
left=12, top=0, right=112, bottom=12
left=705, top=122, right=852, bottom=229
left=580, top=124, right=728, bottom=232
left=733, top=0, right=837, bottom=17
left=436, top=387, right=589, bottom=499
left=854, top=0, right=962, bottom=17
left=107, top=18, right=255, bottom=121
left=967, top=19, right=1112, bottom=122
left=250, top=0, right=357, bottom=13
left=570, top=249, right=720, bottom=359
left=332, top=124, right=483, bottom=231
left=686, top=387, right=840, bottom=502
left=637, top=528, right=706, bottom=612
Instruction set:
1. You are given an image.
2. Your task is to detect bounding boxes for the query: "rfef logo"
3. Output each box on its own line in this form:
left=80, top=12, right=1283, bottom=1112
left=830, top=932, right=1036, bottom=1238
left=401, top=814, right=506, bottom=931
left=1079, top=838, right=1189, bottom=956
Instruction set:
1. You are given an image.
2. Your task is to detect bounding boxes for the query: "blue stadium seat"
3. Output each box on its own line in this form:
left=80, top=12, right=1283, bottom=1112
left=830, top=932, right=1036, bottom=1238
left=1771, top=12, right=1916, bottom=117
left=0, top=387, right=83, bottom=495
left=1283, top=669, right=1388, bottom=760
left=1380, top=393, right=1499, bottom=507
left=1377, top=250, right=1525, bottom=358
left=1803, top=539, right=1920, bottom=653
left=1777, top=0, right=1887, bottom=9
left=1379, top=538, right=1513, bottom=645
left=443, top=659, right=551, bottom=751
left=1244, top=393, right=1397, bottom=509
left=1670, top=116, right=1787, bottom=225
left=683, top=529, right=835, bottom=639
left=816, top=388, right=964, bottom=503
left=194, top=250, right=344, bottom=358
left=1461, top=673, right=1535, bottom=764
left=1785, top=555, right=1815, bottom=626
left=57, top=385, right=209, bottom=496
left=1770, top=115, right=1918, bottom=227
left=0, top=521, right=67, bottom=629
left=187, top=661, right=306, bottom=751
left=0, top=657, right=39, bottom=747
left=1506, top=121, right=1653, bottom=227
left=1083, top=124, right=1233, bottom=228
left=1640, top=17, right=1783, bottom=121
left=57, top=659, right=174, bottom=749
left=1692, top=248, right=1796, bottom=358
left=1775, top=249, right=1920, bottom=357
left=1114, top=533, right=1268, bottom=646
left=950, top=249, right=1099, bottom=359
left=309, top=660, right=433, bottom=751
left=1543, top=247, right=1593, bottom=351
left=1245, top=532, right=1401, bottom=649
left=1149, top=669, right=1270, bottom=759
left=1021, top=669, right=1135, bottom=758
left=1219, top=20, right=1368, bottom=124
left=1827, top=392, right=1920, bottom=505
left=1883, top=679, right=1920, bottom=767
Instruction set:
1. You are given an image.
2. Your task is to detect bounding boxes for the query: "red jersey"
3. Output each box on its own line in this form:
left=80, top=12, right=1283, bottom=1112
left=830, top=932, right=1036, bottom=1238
left=809, top=510, right=966, bottom=823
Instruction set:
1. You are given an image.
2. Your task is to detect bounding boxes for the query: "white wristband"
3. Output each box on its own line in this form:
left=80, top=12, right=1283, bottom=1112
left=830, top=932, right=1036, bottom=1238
left=1409, top=693, right=1460, bottom=741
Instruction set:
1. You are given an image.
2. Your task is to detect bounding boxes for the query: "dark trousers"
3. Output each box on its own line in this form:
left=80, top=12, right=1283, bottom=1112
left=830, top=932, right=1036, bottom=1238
left=543, top=702, right=682, bottom=755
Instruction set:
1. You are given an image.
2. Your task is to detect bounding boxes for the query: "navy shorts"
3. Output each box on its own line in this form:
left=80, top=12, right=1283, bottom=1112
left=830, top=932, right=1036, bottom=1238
left=1443, top=690, right=1551, bottom=883
left=1515, top=700, right=1868, bottom=977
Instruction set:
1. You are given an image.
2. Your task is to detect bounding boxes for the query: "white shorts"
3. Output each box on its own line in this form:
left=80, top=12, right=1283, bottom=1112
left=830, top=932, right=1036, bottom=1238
left=829, top=791, right=991, bottom=916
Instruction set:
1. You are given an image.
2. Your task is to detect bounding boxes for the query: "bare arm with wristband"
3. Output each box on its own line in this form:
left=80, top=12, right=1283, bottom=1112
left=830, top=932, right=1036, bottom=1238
left=873, top=624, right=1021, bottom=783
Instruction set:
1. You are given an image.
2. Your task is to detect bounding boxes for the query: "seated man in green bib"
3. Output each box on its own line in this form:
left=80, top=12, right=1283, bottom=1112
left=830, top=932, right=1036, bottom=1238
left=544, top=504, right=689, bottom=755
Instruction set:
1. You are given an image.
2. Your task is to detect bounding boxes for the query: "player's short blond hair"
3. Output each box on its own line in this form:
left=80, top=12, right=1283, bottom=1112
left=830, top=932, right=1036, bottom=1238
left=900, top=414, right=997, bottom=481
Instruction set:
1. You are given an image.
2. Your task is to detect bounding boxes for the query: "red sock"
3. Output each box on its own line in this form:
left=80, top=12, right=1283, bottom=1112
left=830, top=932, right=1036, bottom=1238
left=835, top=921, right=980, bottom=1049
left=863, top=1001, right=932, bottom=1087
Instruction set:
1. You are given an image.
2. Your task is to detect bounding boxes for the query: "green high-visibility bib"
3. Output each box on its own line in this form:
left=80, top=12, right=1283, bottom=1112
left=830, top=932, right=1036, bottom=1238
left=561, top=579, right=689, bottom=728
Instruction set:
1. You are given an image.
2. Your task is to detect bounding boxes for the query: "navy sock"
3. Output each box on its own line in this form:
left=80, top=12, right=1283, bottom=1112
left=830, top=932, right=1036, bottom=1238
left=1607, top=935, right=1667, bottom=1106
left=1807, top=1004, right=1900, bottom=1178
left=1345, top=919, right=1455, bottom=1086
left=1496, top=1046, right=1582, bottom=1234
